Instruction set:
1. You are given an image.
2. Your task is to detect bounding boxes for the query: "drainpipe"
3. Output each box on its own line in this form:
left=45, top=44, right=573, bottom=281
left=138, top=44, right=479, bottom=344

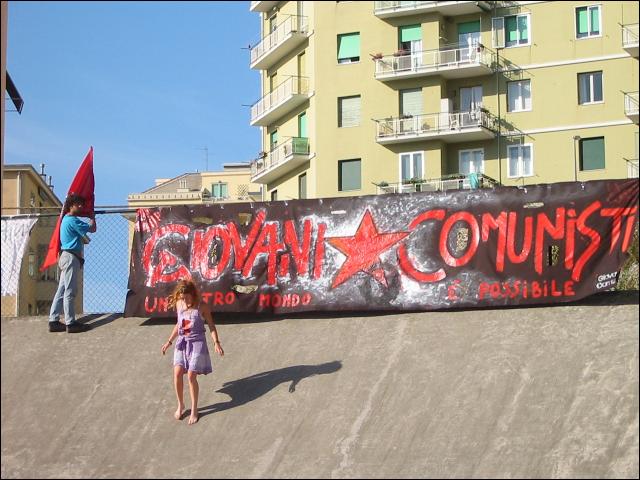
left=496, top=48, right=501, bottom=185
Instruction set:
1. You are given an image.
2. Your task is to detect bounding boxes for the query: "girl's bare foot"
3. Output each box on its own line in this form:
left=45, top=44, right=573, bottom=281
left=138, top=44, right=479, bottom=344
left=188, top=412, right=199, bottom=425
left=174, top=405, right=185, bottom=420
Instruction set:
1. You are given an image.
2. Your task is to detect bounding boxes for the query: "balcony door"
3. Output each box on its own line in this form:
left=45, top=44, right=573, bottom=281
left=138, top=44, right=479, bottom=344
left=459, top=86, right=483, bottom=127
left=458, top=21, right=481, bottom=63
left=398, top=25, right=422, bottom=71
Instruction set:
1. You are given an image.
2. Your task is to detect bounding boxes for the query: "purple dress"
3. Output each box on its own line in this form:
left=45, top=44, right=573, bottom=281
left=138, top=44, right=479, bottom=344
left=173, top=305, right=212, bottom=374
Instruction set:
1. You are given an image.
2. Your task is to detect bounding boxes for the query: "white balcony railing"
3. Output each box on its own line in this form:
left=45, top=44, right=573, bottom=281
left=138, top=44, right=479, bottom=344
left=250, top=15, right=308, bottom=69
left=626, top=159, right=639, bottom=179
left=251, top=137, right=310, bottom=181
left=624, top=91, right=639, bottom=121
left=622, top=23, right=639, bottom=50
left=375, top=109, right=497, bottom=142
left=374, top=1, right=481, bottom=17
left=376, top=174, right=499, bottom=194
left=374, top=44, right=494, bottom=80
left=250, top=76, right=310, bottom=126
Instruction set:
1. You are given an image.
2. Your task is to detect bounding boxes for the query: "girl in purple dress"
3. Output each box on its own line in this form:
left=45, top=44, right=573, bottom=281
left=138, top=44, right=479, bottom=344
left=161, top=280, right=224, bottom=425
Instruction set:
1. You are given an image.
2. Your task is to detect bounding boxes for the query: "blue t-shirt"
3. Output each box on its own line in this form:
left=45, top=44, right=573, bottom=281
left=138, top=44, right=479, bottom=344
left=60, top=215, right=91, bottom=253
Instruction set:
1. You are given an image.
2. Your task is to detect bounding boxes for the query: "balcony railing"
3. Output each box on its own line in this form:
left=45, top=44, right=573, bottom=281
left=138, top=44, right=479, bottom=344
left=624, top=91, right=639, bottom=122
left=250, top=76, right=310, bottom=126
left=622, top=23, right=639, bottom=56
left=374, top=44, right=495, bottom=80
left=250, top=15, right=309, bottom=70
left=251, top=137, right=311, bottom=183
left=626, top=159, right=639, bottom=179
left=375, top=173, right=499, bottom=195
left=375, top=109, right=497, bottom=144
left=373, top=1, right=484, bottom=18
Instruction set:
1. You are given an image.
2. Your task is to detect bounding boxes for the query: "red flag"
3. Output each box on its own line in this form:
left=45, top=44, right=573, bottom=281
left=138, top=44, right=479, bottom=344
left=40, top=147, right=95, bottom=272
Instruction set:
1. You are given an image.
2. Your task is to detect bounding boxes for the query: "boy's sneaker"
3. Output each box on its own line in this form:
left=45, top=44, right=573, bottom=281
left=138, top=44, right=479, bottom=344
left=48, top=322, right=67, bottom=332
left=66, top=322, right=91, bottom=333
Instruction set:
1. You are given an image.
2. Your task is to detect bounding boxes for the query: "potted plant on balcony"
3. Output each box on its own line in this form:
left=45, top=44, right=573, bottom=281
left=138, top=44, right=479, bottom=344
left=257, top=150, right=267, bottom=159
left=393, top=49, right=408, bottom=57
left=371, top=52, right=383, bottom=60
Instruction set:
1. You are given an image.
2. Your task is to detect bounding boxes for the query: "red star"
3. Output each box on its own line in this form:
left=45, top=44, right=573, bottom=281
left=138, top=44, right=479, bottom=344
left=327, top=210, right=409, bottom=289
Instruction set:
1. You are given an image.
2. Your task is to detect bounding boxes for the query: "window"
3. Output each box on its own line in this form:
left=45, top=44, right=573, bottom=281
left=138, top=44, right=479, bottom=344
left=337, top=32, right=360, bottom=63
left=338, top=159, right=361, bottom=191
left=576, top=5, right=601, bottom=38
left=400, top=152, right=424, bottom=182
left=508, top=144, right=533, bottom=178
left=270, top=130, right=278, bottom=150
left=578, top=71, right=603, bottom=104
left=400, top=88, right=422, bottom=116
left=299, top=173, right=307, bottom=199
left=28, top=253, right=35, bottom=277
left=505, top=14, right=530, bottom=47
left=399, top=24, right=422, bottom=52
left=179, top=178, right=188, bottom=189
left=271, top=190, right=278, bottom=201
left=338, top=95, right=361, bottom=127
left=459, top=149, right=484, bottom=174
left=212, top=183, right=228, bottom=199
left=579, top=137, right=605, bottom=171
left=507, top=80, right=532, bottom=112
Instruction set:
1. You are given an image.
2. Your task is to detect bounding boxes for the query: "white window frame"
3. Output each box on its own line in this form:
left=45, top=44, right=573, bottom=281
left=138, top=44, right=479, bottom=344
left=398, top=151, right=425, bottom=183
left=578, top=71, right=604, bottom=105
left=507, top=143, right=534, bottom=179
left=504, top=13, right=531, bottom=48
left=458, top=148, right=485, bottom=175
left=575, top=4, right=602, bottom=40
left=507, top=79, right=532, bottom=112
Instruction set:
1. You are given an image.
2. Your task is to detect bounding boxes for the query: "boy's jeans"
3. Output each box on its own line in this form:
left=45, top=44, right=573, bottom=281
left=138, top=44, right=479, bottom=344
left=49, top=251, right=81, bottom=325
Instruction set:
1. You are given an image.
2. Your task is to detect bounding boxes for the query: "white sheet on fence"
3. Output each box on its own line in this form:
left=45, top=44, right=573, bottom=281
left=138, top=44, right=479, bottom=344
left=1, top=217, right=38, bottom=296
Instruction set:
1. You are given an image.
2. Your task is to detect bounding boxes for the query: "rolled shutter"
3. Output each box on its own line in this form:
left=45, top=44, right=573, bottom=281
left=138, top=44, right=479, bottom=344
left=400, top=89, right=422, bottom=116
left=339, top=96, right=361, bottom=127
left=400, top=24, right=422, bottom=42
left=338, top=33, right=360, bottom=60
left=581, top=138, right=605, bottom=170
left=492, top=17, right=505, bottom=48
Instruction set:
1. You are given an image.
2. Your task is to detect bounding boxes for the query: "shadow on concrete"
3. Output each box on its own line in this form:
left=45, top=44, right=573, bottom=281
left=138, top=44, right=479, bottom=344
left=82, top=313, right=122, bottom=330
left=197, top=360, right=342, bottom=418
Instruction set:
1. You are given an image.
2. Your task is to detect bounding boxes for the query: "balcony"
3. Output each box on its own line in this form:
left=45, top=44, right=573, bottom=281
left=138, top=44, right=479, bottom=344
left=374, top=45, right=495, bottom=81
left=626, top=159, right=639, bottom=179
left=251, top=137, right=311, bottom=184
left=373, top=1, right=490, bottom=19
left=250, top=76, right=310, bottom=127
left=250, top=15, right=309, bottom=70
left=375, top=174, right=499, bottom=194
left=375, top=109, right=497, bottom=145
left=249, top=1, right=280, bottom=12
left=622, top=23, right=639, bottom=57
left=624, top=91, right=639, bottom=123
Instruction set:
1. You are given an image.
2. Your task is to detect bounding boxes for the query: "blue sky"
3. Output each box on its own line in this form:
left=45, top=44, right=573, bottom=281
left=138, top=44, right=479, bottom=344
left=5, top=1, right=261, bottom=207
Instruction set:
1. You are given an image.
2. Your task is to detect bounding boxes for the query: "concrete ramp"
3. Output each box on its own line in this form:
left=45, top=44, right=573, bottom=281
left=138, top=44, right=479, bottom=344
left=1, top=292, right=638, bottom=478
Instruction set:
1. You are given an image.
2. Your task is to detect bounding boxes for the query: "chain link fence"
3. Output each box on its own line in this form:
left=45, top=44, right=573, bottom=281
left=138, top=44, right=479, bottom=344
left=1, top=211, right=132, bottom=317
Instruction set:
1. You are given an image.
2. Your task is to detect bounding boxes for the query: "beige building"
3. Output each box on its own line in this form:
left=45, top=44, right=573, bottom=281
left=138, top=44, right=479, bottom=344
left=248, top=1, right=639, bottom=200
left=1, top=164, right=79, bottom=317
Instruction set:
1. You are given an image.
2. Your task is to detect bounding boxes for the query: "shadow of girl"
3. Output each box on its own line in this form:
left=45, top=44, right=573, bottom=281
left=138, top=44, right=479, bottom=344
left=198, top=361, right=342, bottom=418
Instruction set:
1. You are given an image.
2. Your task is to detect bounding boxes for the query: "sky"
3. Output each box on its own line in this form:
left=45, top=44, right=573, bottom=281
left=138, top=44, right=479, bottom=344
left=5, top=1, right=262, bottom=207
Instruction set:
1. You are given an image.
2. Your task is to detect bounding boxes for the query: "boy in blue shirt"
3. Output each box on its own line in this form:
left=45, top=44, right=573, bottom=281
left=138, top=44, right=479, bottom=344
left=48, top=194, right=97, bottom=333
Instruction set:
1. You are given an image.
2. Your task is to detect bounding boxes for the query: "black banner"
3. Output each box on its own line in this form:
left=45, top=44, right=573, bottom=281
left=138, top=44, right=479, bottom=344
left=124, top=180, right=639, bottom=317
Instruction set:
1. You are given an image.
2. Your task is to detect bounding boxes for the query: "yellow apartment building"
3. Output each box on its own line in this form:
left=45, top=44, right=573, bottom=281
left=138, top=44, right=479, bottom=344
left=1, top=164, right=78, bottom=317
left=248, top=1, right=639, bottom=200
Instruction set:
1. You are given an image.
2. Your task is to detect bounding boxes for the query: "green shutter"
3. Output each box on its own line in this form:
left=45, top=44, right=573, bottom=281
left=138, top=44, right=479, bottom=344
left=338, top=33, right=360, bottom=60
left=270, top=130, right=278, bottom=148
left=457, top=21, right=480, bottom=35
left=576, top=7, right=588, bottom=35
left=400, top=24, right=422, bottom=42
left=518, top=15, right=528, bottom=42
left=298, top=112, right=307, bottom=137
left=505, top=16, right=518, bottom=43
left=581, top=137, right=605, bottom=170
left=590, top=6, right=600, bottom=34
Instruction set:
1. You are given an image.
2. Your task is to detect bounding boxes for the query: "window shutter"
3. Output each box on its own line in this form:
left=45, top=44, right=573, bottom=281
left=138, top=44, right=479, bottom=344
left=505, top=16, right=518, bottom=44
left=400, top=24, right=422, bottom=42
left=400, top=89, right=422, bottom=117
left=458, top=21, right=480, bottom=35
left=590, top=6, right=600, bottom=34
left=576, top=7, right=588, bottom=36
left=492, top=17, right=505, bottom=48
left=339, top=96, right=361, bottom=127
left=298, top=112, right=307, bottom=137
left=339, top=159, right=362, bottom=191
left=338, top=33, right=360, bottom=60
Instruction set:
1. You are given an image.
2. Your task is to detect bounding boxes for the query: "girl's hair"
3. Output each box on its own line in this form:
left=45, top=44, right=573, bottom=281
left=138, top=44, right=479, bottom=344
left=168, top=280, right=200, bottom=310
